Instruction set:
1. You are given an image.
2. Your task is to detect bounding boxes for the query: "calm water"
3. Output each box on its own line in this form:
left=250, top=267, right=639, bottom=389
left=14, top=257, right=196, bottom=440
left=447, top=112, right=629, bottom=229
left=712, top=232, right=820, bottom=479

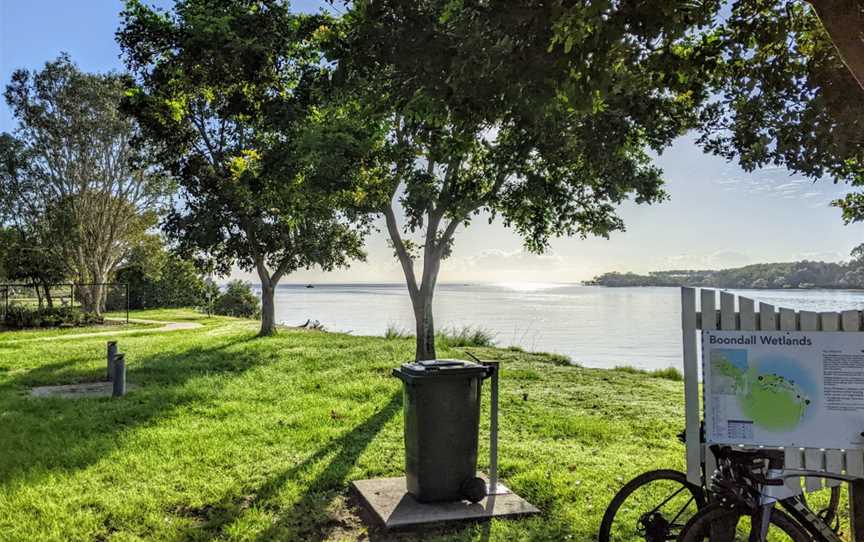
left=266, top=283, right=864, bottom=370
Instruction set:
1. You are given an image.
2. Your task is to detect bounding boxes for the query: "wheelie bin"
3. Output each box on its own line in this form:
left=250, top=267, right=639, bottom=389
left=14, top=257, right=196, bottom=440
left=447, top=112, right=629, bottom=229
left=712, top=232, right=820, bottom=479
left=393, top=359, right=492, bottom=503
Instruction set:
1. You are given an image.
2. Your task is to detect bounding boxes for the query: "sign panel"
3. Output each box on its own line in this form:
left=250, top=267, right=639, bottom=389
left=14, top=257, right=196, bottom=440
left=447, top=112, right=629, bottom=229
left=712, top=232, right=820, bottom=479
left=703, top=330, right=864, bottom=449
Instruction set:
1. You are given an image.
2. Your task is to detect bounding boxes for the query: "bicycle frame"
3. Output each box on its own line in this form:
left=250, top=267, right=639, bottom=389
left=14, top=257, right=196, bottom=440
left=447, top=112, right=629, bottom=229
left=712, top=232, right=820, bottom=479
left=748, top=468, right=855, bottom=542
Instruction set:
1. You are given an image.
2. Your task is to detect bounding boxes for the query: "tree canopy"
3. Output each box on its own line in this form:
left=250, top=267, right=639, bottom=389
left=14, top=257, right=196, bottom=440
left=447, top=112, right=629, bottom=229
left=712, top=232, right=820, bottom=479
left=334, top=0, right=719, bottom=360
left=118, top=0, right=376, bottom=335
left=695, top=1, right=864, bottom=221
left=1, top=55, right=169, bottom=314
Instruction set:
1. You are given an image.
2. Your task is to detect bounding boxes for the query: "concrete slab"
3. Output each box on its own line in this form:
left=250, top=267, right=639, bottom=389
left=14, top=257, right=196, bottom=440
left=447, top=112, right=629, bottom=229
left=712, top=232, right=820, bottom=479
left=351, top=475, right=539, bottom=529
left=31, top=381, right=135, bottom=398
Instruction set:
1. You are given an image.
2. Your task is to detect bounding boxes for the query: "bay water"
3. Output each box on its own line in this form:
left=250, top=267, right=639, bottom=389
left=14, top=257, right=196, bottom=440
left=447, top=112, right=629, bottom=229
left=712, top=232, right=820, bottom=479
left=266, top=283, right=864, bottom=370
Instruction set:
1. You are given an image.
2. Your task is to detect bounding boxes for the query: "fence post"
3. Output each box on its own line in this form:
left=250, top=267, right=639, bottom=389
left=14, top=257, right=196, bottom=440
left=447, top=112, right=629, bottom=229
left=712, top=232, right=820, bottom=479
left=107, top=341, right=118, bottom=381
left=681, top=287, right=700, bottom=485
left=112, top=353, right=126, bottom=397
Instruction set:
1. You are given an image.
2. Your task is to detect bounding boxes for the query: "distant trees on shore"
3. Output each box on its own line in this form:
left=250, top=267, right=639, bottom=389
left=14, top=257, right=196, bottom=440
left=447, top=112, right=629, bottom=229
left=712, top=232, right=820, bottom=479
left=591, top=247, right=864, bottom=289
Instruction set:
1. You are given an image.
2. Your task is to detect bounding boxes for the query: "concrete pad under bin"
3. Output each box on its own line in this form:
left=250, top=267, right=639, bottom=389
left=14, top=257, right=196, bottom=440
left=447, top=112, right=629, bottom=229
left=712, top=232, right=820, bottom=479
left=352, top=475, right=539, bottom=529
left=31, top=382, right=135, bottom=398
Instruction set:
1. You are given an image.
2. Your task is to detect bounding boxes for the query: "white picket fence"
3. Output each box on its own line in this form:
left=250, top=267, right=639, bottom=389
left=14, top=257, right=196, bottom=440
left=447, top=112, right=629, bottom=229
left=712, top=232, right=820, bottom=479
left=682, top=287, right=864, bottom=533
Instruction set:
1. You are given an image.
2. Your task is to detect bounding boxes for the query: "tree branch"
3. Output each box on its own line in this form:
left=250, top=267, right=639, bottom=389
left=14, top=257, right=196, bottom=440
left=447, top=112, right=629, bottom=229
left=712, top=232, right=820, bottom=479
left=384, top=198, right=419, bottom=297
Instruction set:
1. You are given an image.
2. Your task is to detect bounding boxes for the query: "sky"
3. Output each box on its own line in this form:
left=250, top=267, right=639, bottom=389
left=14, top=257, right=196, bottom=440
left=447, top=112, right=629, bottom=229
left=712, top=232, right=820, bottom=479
left=2, top=0, right=862, bottom=285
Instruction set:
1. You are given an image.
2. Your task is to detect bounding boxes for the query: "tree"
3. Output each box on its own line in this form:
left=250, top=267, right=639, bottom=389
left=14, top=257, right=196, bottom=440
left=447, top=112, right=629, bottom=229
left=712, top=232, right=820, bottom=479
left=115, top=235, right=210, bottom=309
left=335, top=0, right=718, bottom=360
left=2, top=55, right=168, bottom=315
left=214, top=280, right=261, bottom=319
left=0, top=134, right=67, bottom=305
left=0, top=225, right=67, bottom=307
left=805, top=0, right=864, bottom=91
left=695, top=2, right=864, bottom=221
left=118, top=0, right=373, bottom=336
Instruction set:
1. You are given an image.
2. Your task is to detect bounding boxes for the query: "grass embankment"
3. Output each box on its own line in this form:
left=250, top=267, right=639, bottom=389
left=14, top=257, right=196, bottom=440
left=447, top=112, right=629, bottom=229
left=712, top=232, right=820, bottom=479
left=1, top=309, right=689, bottom=541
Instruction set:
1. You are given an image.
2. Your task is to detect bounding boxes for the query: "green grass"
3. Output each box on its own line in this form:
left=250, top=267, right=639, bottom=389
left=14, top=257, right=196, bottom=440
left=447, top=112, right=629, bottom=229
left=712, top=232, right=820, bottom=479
left=613, top=365, right=684, bottom=382
left=0, top=321, right=161, bottom=342
left=383, top=323, right=410, bottom=340
left=0, top=309, right=693, bottom=541
left=436, top=326, right=496, bottom=348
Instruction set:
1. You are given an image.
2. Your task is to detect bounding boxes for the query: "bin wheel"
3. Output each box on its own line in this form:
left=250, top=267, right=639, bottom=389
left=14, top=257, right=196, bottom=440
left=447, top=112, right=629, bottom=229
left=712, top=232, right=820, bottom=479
left=461, top=477, right=487, bottom=503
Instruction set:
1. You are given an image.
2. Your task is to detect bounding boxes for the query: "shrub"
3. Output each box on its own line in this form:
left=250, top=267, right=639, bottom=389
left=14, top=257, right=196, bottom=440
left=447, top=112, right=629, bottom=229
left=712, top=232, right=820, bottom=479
left=2, top=305, right=101, bottom=329
left=437, top=326, right=496, bottom=348
left=213, top=280, right=261, bottom=318
left=117, top=251, right=210, bottom=310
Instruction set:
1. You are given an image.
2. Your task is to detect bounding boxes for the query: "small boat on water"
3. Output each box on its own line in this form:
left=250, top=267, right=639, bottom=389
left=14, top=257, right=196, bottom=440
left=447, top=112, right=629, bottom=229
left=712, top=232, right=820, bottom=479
left=305, top=284, right=314, bottom=289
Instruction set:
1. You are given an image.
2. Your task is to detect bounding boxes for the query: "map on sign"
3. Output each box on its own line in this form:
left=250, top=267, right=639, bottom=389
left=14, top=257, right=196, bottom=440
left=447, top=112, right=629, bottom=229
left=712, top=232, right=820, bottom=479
left=703, top=330, right=864, bottom=449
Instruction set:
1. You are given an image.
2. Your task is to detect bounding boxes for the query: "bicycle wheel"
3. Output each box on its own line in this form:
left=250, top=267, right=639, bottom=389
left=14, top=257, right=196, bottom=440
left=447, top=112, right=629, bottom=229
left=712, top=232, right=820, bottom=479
left=677, top=503, right=811, bottom=542
left=599, top=469, right=706, bottom=542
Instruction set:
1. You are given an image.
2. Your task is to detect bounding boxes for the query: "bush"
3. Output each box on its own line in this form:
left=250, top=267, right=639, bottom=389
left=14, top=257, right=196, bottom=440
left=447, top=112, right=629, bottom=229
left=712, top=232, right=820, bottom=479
left=2, top=305, right=102, bottom=329
left=436, top=326, right=496, bottom=348
left=213, top=280, right=261, bottom=318
left=116, top=245, right=210, bottom=311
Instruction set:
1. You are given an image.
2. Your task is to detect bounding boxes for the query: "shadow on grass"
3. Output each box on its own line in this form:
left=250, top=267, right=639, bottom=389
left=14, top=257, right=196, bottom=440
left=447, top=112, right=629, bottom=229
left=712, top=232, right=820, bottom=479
left=175, top=392, right=402, bottom=541
left=0, top=333, right=261, bottom=485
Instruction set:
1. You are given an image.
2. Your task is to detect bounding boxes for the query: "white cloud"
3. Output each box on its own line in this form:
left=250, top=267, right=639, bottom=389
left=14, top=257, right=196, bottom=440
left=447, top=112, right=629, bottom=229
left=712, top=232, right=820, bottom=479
left=658, top=250, right=753, bottom=270
left=792, top=251, right=847, bottom=262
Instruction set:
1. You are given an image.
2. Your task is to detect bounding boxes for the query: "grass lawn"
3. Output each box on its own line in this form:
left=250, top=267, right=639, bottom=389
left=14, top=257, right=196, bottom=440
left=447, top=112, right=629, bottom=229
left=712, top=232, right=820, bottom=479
left=0, top=309, right=702, bottom=540
left=0, top=321, right=162, bottom=343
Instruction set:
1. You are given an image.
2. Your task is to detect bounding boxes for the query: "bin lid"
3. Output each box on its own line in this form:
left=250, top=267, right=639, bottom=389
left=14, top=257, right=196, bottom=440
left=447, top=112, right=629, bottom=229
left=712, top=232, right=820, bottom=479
left=396, top=359, right=489, bottom=378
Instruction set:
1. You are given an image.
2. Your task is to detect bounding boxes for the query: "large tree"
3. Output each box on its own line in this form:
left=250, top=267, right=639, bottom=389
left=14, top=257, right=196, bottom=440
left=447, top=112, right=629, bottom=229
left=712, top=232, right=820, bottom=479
left=118, top=0, right=374, bottom=335
left=2, top=56, right=166, bottom=314
left=334, top=1, right=718, bottom=360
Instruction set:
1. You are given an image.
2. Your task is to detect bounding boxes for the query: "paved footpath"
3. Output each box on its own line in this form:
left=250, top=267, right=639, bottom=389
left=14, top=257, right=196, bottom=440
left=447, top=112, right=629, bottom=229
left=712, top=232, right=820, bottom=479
left=0, top=318, right=202, bottom=344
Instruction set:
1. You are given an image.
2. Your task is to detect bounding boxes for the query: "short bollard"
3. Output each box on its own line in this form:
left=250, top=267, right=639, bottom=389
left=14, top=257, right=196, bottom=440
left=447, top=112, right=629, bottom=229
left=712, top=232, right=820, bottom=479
left=107, top=341, right=118, bottom=381
left=112, top=353, right=126, bottom=397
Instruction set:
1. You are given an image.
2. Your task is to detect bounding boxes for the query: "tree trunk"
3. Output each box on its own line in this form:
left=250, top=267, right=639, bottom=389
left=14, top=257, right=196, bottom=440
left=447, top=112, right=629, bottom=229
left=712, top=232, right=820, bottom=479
left=42, top=282, right=53, bottom=309
left=99, top=283, right=108, bottom=314
left=411, top=287, right=437, bottom=360
left=808, top=0, right=864, bottom=92
left=79, top=283, right=104, bottom=315
left=90, top=284, right=105, bottom=316
left=260, top=282, right=276, bottom=336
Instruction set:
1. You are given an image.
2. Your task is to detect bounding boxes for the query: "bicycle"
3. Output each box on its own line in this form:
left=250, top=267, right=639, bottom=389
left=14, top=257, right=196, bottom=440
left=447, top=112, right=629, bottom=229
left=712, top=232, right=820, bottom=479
left=677, top=445, right=855, bottom=541
left=598, top=432, right=841, bottom=541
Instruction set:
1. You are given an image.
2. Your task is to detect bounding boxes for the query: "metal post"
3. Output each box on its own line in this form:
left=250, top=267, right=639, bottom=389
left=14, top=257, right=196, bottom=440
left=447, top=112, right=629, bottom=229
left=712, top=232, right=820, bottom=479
left=125, top=283, right=129, bottom=324
left=112, top=353, right=126, bottom=397
left=485, top=361, right=500, bottom=494
left=107, top=341, right=118, bottom=381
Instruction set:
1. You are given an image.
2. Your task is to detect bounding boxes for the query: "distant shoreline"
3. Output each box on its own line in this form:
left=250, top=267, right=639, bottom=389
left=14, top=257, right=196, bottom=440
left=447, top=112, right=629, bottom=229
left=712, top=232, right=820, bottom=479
left=590, top=259, right=864, bottom=290
left=588, top=284, right=864, bottom=291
